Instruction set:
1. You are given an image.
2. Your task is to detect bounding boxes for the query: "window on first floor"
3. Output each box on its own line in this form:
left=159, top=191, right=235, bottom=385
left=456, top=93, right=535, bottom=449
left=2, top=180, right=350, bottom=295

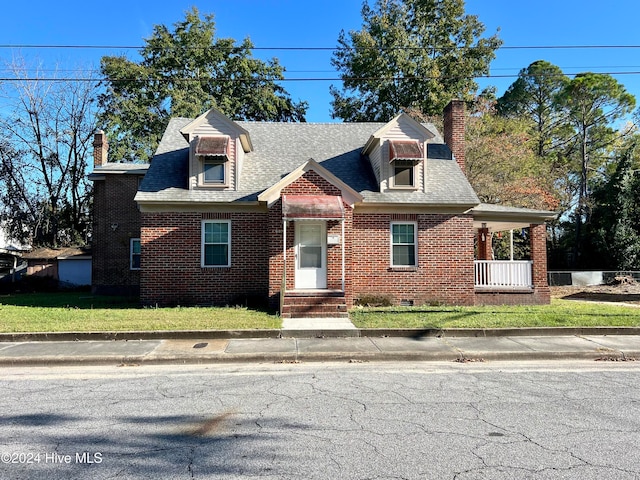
left=201, top=220, right=231, bottom=267
left=130, top=238, right=141, bottom=270
left=390, top=222, right=417, bottom=267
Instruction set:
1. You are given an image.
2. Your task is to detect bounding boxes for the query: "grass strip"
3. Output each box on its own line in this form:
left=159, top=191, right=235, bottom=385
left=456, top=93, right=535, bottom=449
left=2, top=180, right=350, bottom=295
left=350, top=299, right=640, bottom=329
left=0, top=293, right=280, bottom=332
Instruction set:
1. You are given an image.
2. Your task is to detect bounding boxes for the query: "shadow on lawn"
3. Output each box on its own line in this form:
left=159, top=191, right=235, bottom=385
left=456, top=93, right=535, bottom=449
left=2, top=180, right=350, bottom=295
left=0, top=292, right=277, bottom=316
left=0, top=292, right=141, bottom=309
left=561, top=292, right=640, bottom=304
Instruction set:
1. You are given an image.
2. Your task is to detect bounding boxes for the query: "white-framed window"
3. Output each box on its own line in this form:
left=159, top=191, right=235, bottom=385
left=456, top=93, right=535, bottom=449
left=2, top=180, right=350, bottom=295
left=195, top=136, right=230, bottom=187
left=130, top=238, right=141, bottom=270
left=201, top=220, right=231, bottom=267
left=392, top=161, right=416, bottom=188
left=203, top=158, right=226, bottom=185
left=390, top=222, right=417, bottom=267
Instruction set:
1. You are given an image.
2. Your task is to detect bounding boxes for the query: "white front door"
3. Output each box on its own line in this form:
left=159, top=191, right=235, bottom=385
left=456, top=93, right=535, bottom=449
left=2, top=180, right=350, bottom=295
left=295, top=222, right=327, bottom=289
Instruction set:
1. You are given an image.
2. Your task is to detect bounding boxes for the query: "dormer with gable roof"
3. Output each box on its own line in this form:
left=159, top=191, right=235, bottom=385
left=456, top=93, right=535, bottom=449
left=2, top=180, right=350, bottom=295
left=179, top=108, right=253, bottom=191
left=362, top=113, right=436, bottom=194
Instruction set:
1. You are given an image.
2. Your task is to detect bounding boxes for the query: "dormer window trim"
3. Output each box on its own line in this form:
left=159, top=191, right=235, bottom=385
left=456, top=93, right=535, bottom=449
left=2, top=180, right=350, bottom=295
left=388, top=140, right=423, bottom=190
left=194, top=135, right=231, bottom=188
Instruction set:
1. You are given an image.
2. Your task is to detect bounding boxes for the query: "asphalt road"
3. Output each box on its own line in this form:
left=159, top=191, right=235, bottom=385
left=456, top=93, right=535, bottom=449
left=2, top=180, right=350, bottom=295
left=1, top=361, right=639, bottom=479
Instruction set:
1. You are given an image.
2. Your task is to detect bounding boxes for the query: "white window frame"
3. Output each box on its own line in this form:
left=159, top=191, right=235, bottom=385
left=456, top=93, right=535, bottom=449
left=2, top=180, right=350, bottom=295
left=130, top=238, right=141, bottom=270
left=202, top=156, right=227, bottom=185
left=390, top=221, right=418, bottom=267
left=390, top=161, right=417, bottom=189
left=201, top=220, right=231, bottom=268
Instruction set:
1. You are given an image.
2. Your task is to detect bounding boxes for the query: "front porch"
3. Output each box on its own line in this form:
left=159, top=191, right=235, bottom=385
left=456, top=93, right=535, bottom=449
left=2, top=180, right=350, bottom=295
left=472, top=204, right=556, bottom=305
left=474, top=260, right=533, bottom=290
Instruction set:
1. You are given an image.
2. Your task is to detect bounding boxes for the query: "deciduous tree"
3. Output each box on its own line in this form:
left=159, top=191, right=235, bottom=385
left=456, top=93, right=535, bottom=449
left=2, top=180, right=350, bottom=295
left=466, top=99, right=559, bottom=211
left=330, top=0, right=502, bottom=121
left=99, top=7, right=308, bottom=162
left=0, top=61, right=97, bottom=247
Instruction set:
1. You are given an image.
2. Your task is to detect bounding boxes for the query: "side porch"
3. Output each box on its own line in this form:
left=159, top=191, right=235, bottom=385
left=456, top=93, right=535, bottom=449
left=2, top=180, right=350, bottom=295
left=473, top=204, right=556, bottom=305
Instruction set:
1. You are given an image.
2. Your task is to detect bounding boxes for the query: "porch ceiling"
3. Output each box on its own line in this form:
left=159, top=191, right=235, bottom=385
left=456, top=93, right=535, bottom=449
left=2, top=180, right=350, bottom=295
left=472, top=203, right=557, bottom=232
left=282, top=195, right=345, bottom=220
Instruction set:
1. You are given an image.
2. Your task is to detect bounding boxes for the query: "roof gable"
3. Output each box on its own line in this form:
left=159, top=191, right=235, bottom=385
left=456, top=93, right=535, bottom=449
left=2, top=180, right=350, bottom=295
left=257, top=158, right=364, bottom=207
left=362, top=113, right=436, bottom=155
left=179, top=108, right=253, bottom=152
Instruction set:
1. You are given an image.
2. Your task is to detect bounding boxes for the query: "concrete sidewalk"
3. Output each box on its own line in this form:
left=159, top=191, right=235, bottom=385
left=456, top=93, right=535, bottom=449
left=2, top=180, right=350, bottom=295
left=1, top=333, right=639, bottom=366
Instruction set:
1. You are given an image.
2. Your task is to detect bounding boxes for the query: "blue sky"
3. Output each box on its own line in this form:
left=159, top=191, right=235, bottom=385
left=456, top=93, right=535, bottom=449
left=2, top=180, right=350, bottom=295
left=1, top=0, right=640, bottom=122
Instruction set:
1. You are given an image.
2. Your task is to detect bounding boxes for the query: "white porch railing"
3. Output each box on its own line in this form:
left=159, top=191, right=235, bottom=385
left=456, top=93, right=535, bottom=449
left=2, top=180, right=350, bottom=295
left=474, top=260, right=533, bottom=288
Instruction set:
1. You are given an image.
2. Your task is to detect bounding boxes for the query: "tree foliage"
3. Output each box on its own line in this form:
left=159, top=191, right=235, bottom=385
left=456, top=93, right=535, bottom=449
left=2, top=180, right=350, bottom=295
left=558, top=73, right=636, bottom=264
left=497, top=62, right=637, bottom=267
left=584, top=138, right=640, bottom=269
left=496, top=60, right=571, bottom=159
left=330, top=0, right=502, bottom=121
left=99, top=7, right=308, bottom=162
left=466, top=99, right=559, bottom=211
left=0, top=61, right=97, bottom=247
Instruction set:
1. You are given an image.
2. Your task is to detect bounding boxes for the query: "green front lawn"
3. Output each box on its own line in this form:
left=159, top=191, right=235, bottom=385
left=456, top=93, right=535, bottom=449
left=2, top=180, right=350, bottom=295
left=0, top=293, right=280, bottom=333
left=349, top=299, right=640, bottom=329
left=0, top=293, right=638, bottom=333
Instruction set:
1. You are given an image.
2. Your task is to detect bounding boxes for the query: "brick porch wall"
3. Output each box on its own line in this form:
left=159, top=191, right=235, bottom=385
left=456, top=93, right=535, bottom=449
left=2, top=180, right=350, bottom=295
left=351, top=213, right=476, bottom=306
left=140, top=211, right=269, bottom=307
left=474, top=223, right=551, bottom=305
left=92, top=174, right=143, bottom=296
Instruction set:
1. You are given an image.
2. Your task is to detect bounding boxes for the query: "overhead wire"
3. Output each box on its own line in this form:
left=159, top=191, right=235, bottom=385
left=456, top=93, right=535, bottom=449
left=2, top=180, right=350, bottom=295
left=1, top=43, right=640, bottom=83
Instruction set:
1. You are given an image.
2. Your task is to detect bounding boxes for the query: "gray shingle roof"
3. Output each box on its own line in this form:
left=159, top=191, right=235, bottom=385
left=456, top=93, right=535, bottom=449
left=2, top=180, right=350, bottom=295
left=136, top=118, right=479, bottom=206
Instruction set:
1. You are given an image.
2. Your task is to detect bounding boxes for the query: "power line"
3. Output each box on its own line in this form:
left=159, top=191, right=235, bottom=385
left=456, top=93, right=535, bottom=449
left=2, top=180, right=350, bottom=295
left=3, top=71, right=640, bottom=83
left=4, top=65, right=640, bottom=75
left=3, top=44, right=640, bottom=52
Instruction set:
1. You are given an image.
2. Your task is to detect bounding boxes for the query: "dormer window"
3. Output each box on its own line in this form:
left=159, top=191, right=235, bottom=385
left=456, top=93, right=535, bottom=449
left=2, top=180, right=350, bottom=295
left=195, top=136, right=230, bottom=187
left=204, top=159, right=225, bottom=184
left=389, top=140, right=422, bottom=189
left=393, top=161, right=415, bottom=187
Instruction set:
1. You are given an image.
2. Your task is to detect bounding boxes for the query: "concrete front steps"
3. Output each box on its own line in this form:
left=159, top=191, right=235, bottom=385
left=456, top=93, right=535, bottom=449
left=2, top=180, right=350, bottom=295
left=281, top=290, right=348, bottom=319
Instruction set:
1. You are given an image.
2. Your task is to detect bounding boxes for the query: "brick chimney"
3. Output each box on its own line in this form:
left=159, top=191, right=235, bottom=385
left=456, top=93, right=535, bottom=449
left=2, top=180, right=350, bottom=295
left=443, top=100, right=465, bottom=174
left=93, top=130, right=109, bottom=168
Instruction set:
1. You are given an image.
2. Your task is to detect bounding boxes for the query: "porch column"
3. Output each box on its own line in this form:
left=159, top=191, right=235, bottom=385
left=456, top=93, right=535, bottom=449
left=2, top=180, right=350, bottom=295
left=282, top=219, right=287, bottom=293
left=530, top=223, right=551, bottom=303
left=477, top=227, right=492, bottom=260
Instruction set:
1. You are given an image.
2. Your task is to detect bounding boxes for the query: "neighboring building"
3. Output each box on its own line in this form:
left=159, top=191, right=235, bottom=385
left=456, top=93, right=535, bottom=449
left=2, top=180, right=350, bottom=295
left=90, top=101, right=556, bottom=316
left=0, top=225, right=28, bottom=283
left=23, top=247, right=92, bottom=287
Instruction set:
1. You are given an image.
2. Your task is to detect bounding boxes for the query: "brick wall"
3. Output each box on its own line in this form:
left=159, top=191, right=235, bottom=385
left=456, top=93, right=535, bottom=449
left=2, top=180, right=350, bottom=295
left=92, top=174, right=143, bottom=295
left=140, top=211, right=268, bottom=307
left=474, top=223, right=551, bottom=305
left=268, top=171, right=354, bottom=309
left=352, top=212, right=476, bottom=306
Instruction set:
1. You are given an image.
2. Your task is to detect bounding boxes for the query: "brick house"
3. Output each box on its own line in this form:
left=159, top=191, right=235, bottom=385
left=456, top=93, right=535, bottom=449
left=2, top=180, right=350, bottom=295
left=90, top=101, right=556, bottom=316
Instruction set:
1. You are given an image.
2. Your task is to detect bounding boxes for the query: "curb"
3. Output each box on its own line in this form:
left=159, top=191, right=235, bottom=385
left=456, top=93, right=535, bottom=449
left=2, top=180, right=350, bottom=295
left=1, top=349, right=638, bottom=368
left=0, top=329, right=282, bottom=342
left=2, top=326, right=640, bottom=342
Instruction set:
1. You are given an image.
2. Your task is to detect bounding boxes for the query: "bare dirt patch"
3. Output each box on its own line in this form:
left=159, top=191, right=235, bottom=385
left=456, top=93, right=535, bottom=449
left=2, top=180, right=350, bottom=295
left=551, top=276, right=640, bottom=305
